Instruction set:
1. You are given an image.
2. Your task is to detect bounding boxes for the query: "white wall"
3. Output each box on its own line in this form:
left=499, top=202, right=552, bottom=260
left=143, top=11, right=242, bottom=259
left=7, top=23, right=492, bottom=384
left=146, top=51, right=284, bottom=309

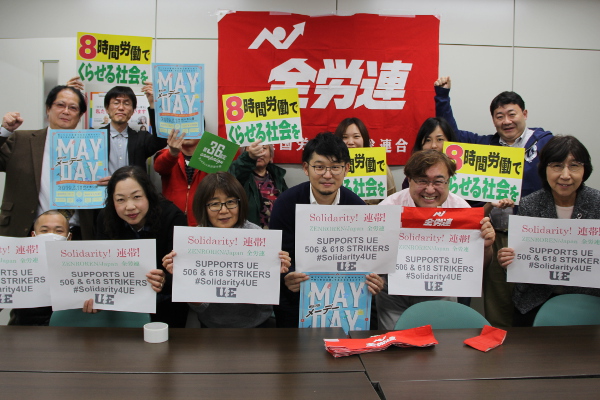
left=1, top=0, right=599, bottom=191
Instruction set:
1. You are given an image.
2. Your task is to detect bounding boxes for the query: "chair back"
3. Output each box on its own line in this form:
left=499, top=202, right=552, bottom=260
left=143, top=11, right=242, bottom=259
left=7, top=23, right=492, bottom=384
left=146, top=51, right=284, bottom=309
left=49, top=309, right=151, bottom=328
left=395, top=300, right=489, bottom=330
left=533, top=294, right=600, bottom=327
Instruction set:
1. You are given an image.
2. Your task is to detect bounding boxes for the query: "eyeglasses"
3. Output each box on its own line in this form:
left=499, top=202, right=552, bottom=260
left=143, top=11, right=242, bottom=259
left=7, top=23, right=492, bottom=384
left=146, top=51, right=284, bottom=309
left=52, top=102, right=80, bottom=113
left=548, top=162, right=584, bottom=173
left=309, top=164, right=345, bottom=175
left=412, top=179, right=449, bottom=188
left=110, top=99, right=133, bottom=108
left=206, top=199, right=240, bottom=212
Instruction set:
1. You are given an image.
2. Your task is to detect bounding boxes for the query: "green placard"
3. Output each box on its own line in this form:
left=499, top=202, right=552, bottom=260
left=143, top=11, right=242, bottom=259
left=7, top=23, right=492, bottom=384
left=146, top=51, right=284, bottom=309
left=188, top=131, right=240, bottom=173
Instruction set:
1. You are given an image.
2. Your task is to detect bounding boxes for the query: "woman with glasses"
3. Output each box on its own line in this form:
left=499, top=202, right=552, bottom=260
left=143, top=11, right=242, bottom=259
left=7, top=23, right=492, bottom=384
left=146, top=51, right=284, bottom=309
left=498, top=135, right=600, bottom=326
left=334, top=117, right=397, bottom=203
left=162, top=171, right=291, bottom=328
left=91, top=166, right=189, bottom=327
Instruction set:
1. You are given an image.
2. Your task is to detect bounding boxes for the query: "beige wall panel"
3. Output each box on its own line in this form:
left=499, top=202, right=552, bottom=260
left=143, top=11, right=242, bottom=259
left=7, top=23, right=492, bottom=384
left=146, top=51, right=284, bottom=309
left=338, top=0, right=514, bottom=46
left=0, top=0, right=156, bottom=39
left=156, top=0, right=338, bottom=39
left=514, top=47, right=600, bottom=189
left=515, top=0, right=600, bottom=50
left=437, top=44, right=514, bottom=137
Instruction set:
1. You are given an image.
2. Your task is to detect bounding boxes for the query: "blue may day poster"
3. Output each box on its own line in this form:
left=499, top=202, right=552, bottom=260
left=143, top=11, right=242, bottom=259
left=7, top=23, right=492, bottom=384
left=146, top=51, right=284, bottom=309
left=50, top=129, right=108, bottom=209
left=299, top=272, right=372, bottom=331
left=152, top=63, right=205, bottom=139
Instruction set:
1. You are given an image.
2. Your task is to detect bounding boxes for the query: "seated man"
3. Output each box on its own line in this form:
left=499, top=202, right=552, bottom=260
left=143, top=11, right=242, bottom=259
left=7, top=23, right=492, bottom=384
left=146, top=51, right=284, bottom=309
left=8, top=211, right=71, bottom=326
left=269, top=132, right=384, bottom=328
left=377, top=150, right=495, bottom=330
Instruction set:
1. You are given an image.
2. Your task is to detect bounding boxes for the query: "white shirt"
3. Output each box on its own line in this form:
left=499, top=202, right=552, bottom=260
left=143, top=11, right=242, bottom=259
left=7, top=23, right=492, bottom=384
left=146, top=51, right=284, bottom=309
left=108, top=124, right=129, bottom=174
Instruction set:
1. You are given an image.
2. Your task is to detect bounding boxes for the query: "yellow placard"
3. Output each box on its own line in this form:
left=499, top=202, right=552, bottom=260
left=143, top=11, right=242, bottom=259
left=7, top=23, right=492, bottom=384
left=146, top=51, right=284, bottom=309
left=443, top=142, right=525, bottom=179
left=223, top=88, right=300, bottom=124
left=77, top=32, right=152, bottom=65
left=346, top=147, right=388, bottom=177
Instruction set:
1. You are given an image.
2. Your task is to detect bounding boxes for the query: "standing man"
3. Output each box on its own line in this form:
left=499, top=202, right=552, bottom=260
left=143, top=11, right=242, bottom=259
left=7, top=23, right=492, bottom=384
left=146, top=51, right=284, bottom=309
left=100, top=83, right=166, bottom=174
left=0, top=85, right=88, bottom=238
left=434, top=76, right=553, bottom=327
left=269, top=132, right=384, bottom=328
left=377, top=150, right=495, bottom=330
left=68, top=78, right=167, bottom=238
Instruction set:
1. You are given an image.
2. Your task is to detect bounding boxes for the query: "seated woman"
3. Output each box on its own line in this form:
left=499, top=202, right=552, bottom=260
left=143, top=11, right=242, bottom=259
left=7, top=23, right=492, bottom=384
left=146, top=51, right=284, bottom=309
left=85, top=166, right=189, bottom=328
left=402, top=117, right=457, bottom=189
left=498, top=135, right=600, bottom=326
left=228, top=140, right=288, bottom=229
left=162, top=171, right=291, bottom=328
left=334, top=117, right=397, bottom=203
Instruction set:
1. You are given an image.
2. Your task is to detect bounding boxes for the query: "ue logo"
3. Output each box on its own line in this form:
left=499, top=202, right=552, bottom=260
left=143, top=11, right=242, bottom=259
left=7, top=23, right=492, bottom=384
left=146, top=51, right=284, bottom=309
left=249, top=22, right=305, bottom=49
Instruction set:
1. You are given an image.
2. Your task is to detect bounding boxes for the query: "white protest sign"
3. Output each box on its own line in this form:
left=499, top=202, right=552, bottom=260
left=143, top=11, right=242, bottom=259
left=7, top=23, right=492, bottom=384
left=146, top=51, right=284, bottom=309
left=172, top=226, right=282, bottom=304
left=388, top=228, right=484, bottom=296
left=46, top=240, right=157, bottom=312
left=0, top=237, right=50, bottom=308
left=295, top=205, right=400, bottom=274
left=507, top=215, right=600, bottom=288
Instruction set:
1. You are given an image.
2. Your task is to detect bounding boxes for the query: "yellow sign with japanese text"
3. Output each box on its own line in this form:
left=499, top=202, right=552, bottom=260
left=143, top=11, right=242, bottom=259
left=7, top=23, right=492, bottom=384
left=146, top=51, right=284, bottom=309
left=76, top=32, right=153, bottom=85
left=344, top=147, right=388, bottom=200
left=77, top=32, right=152, bottom=64
left=443, top=142, right=525, bottom=204
left=223, top=88, right=303, bottom=146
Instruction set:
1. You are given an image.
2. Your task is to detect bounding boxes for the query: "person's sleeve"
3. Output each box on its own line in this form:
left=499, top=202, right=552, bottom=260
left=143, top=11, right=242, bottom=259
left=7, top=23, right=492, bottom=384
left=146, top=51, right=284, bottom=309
left=434, top=86, right=485, bottom=144
left=153, top=148, right=178, bottom=176
left=0, top=130, right=16, bottom=171
left=95, top=210, right=110, bottom=240
left=386, top=168, right=397, bottom=197
left=434, top=86, right=459, bottom=131
left=143, top=108, right=168, bottom=157
left=188, top=302, right=210, bottom=313
left=0, top=127, right=14, bottom=138
left=228, top=151, right=256, bottom=185
left=269, top=198, right=294, bottom=258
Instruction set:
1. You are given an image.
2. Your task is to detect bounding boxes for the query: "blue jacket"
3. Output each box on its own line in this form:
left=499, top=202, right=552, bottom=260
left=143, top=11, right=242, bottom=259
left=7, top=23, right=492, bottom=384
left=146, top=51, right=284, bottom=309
left=435, top=86, right=553, bottom=198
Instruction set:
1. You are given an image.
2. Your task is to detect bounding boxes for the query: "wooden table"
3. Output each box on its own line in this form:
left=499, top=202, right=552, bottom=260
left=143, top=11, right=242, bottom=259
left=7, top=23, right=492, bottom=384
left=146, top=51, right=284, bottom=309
left=379, top=378, right=600, bottom=400
left=351, top=325, right=600, bottom=383
left=0, top=326, right=363, bottom=374
left=0, top=371, right=379, bottom=400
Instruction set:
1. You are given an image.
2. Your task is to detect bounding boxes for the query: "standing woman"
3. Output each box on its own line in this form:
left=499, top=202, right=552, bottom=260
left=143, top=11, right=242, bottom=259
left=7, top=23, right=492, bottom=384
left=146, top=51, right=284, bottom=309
left=402, top=117, right=457, bottom=189
left=95, top=166, right=189, bottom=327
left=498, top=136, right=600, bottom=326
left=228, top=140, right=288, bottom=229
left=334, top=117, right=397, bottom=202
left=162, top=171, right=291, bottom=328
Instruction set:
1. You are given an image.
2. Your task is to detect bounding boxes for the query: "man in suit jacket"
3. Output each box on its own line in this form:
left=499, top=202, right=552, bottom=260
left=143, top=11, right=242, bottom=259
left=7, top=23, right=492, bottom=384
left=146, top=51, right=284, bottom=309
left=0, top=85, right=87, bottom=238
left=100, top=84, right=167, bottom=174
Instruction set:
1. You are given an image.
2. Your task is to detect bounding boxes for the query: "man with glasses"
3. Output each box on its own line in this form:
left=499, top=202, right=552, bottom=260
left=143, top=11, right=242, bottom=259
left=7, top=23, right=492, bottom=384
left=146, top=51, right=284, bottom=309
left=0, top=85, right=88, bottom=238
left=100, top=85, right=166, bottom=175
left=434, top=76, right=553, bottom=327
left=269, top=132, right=384, bottom=327
left=376, top=150, right=495, bottom=329
left=73, top=81, right=166, bottom=238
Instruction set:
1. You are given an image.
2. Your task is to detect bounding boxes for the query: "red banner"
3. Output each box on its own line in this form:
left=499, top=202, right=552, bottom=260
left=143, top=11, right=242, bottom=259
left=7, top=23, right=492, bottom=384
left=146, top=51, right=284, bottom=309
left=401, top=207, right=483, bottom=229
left=218, top=12, right=439, bottom=165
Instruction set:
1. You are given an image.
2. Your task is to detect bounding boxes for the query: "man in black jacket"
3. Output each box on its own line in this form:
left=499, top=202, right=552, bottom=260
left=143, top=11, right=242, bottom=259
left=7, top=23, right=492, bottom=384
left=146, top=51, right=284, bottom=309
left=101, top=84, right=167, bottom=174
